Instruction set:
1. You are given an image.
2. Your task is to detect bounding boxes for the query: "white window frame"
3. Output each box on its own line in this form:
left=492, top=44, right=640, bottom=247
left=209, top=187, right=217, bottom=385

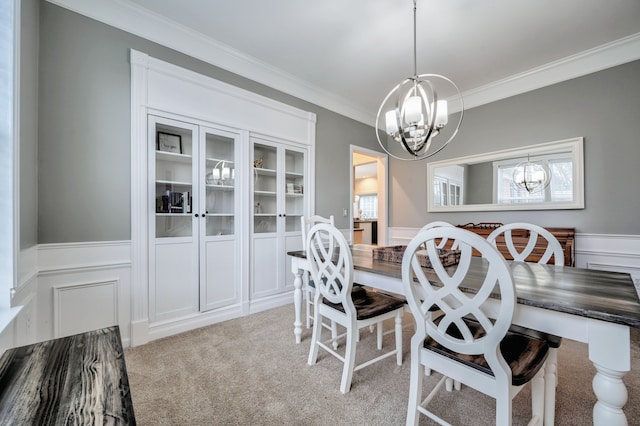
left=0, top=0, right=21, bottom=333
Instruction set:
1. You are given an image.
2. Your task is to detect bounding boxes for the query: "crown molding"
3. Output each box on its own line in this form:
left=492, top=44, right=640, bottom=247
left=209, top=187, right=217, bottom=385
left=47, top=0, right=640, bottom=127
left=461, top=32, right=640, bottom=110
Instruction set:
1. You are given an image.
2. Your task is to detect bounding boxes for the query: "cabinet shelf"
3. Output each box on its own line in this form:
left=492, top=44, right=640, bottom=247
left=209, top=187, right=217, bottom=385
left=156, top=179, right=192, bottom=187
left=285, top=192, right=304, bottom=198
left=206, top=184, right=234, bottom=191
left=156, top=151, right=192, bottom=163
left=285, top=171, right=303, bottom=178
left=254, top=190, right=276, bottom=196
left=206, top=157, right=234, bottom=164
left=253, top=167, right=277, bottom=177
left=156, top=212, right=192, bottom=216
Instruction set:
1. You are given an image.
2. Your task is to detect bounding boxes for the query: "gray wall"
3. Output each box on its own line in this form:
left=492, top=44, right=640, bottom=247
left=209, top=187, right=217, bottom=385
left=390, top=59, right=640, bottom=234
left=465, top=163, right=493, bottom=205
left=20, top=0, right=39, bottom=249
left=33, top=3, right=640, bottom=243
left=36, top=3, right=380, bottom=243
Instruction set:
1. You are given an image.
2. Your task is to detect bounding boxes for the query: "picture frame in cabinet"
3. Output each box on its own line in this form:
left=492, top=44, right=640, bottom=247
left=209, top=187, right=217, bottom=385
left=157, top=131, right=182, bottom=154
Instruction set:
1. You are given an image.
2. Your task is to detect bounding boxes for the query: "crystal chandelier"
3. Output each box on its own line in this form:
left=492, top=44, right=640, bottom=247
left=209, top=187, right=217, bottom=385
left=376, top=0, right=463, bottom=161
left=512, top=158, right=551, bottom=193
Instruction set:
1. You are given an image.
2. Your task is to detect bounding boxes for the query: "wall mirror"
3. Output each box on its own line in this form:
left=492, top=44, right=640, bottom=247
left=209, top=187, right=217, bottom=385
left=427, top=137, right=584, bottom=212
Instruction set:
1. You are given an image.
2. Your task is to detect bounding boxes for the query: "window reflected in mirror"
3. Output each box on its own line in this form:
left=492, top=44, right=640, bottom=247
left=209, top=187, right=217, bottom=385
left=428, top=137, right=584, bottom=212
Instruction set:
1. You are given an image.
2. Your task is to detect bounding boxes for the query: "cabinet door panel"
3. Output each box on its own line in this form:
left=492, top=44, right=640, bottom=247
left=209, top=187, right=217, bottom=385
left=252, top=236, right=279, bottom=296
left=201, top=238, right=237, bottom=311
left=153, top=242, right=198, bottom=321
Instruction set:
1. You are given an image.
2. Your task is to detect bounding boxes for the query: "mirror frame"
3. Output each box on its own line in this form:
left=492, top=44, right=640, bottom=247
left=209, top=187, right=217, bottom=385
left=427, top=137, right=584, bottom=212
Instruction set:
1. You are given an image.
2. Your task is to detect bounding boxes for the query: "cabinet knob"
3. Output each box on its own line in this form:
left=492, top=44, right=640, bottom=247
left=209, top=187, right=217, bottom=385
left=195, top=213, right=199, bottom=218
left=202, top=213, right=206, bottom=217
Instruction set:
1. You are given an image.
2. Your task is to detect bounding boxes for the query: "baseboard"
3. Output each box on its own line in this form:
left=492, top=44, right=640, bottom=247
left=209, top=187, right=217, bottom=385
left=146, top=304, right=244, bottom=342
left=248, top=291, right=293, bottom=315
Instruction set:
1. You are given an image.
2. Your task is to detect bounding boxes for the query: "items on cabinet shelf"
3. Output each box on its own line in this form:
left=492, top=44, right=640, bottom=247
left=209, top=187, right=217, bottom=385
left=286, top=183, right=303, bottom=194
left=157, top=131, right=183, bottom=153
left=156, top=190, right=191, bottom=213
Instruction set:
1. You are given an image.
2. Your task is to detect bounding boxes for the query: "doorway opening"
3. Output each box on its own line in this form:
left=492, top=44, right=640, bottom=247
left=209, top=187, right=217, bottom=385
left=350, top=146, right=388, bottom=246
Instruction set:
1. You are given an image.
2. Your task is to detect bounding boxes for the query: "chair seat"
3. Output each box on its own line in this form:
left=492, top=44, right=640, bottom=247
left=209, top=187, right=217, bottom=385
left=424, top=317, right=550, bottom=386
left=508, top=322, right=562, bottom=349
left=323, top=286, right=405, bottom=320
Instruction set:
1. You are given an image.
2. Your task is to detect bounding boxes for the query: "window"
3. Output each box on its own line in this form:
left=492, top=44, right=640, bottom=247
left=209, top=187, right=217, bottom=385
left=357, top=194, right=378, bottom=219
left=0, top=0, right=16, bottom=313
left=433, top=176, right=462, bottom=207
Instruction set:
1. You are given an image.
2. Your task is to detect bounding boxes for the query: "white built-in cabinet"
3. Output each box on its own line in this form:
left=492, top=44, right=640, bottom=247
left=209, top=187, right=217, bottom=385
left=131, top=49, right=315, bottom=345
left=149, top=115, right=242, bottom=322
left=251, top=137, right=306, bottom=298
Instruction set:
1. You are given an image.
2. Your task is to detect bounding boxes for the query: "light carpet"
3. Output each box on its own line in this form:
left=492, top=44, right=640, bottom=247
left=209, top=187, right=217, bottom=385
left=124, top=304, right=640, bottom=425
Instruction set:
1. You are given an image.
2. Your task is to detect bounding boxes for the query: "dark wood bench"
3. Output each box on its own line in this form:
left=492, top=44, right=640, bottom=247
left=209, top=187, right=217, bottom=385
left=456, top=222, right=575, bottom=266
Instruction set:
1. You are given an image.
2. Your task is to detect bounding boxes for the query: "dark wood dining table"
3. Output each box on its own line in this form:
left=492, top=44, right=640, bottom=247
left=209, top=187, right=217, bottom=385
left=0, top=326, right=135, bottom=424
left=288, top=244, right=640, bottom=426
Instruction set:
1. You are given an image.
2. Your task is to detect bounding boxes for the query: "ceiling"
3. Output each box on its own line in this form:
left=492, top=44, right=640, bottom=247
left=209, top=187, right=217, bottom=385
left=52, top=0, right=640, bottom=126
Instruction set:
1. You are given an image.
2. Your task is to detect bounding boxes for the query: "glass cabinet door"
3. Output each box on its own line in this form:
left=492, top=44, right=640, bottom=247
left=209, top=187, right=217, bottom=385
left=284, top=148, right=305, bottom=232
left=204, top=130, right=237, bottom=236
left=253, top=142, right=278, bottom=234
left=152, top=118, right=197, bottom=239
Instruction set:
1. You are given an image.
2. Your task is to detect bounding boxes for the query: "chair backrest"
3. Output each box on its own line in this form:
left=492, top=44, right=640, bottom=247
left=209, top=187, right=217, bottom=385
left=306, top=223, right=355, bottom=316
left=301, top=215, right=335, bottom=250
left=402, top=227, right=516, bottom=376
left=486, top=222, right=564, bottom=265
left=418, top=221, right=455, bottom=249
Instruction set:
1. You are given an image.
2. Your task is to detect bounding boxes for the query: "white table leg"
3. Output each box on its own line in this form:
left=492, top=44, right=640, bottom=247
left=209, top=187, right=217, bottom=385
left=592, top=363, right=628, bottom=425
left=293, top=267, right=303, bottom=344
left=589, top=321, right=630, bottom=425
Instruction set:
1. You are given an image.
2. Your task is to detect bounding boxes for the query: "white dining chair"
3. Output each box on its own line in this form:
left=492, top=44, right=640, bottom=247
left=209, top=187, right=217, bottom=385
left=416, top=221, right=457, bottom=387
left=301, top=215, right=335, bottom=329
left=402, top=227, right=551, bottom=425
left=486, top=222, right=564, bottom=265
left=487, top=222, right=564, bottom=425
left=306, top=222, right=405, bottom=393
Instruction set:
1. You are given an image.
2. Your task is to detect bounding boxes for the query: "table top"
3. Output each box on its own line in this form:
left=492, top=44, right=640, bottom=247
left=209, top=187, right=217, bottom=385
left=288, top=245, right=640, bottom=328
left=0, top=326, right=136, bottom=425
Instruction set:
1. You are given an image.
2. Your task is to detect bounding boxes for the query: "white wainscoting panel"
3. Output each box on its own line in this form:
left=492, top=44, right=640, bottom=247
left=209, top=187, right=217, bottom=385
left=37, top=241, right=132, bottom=345
left=575, top=234, right=640, bottom=282
left=53, top=280, right=118, bottom=338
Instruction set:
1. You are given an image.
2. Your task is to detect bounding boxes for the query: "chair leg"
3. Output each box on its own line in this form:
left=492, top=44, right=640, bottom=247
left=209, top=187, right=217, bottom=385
left=531, top=367, right=545, bottom=425
left=377, top=320, right=383, bottom=350
left=340, top=324, right=357, bottom=394
left=545, top=349, right=558, bottom=425
left=307, top=310, right=322, bottom=366
left=395, top=311, right=402, bottom=365
left=406, top=338, right=424, bottom=426
left=495, top=383, right=513, bottom=426
left=305, top=275, right=312, bottom=329
left=331, top=321, right=339, bottom=350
